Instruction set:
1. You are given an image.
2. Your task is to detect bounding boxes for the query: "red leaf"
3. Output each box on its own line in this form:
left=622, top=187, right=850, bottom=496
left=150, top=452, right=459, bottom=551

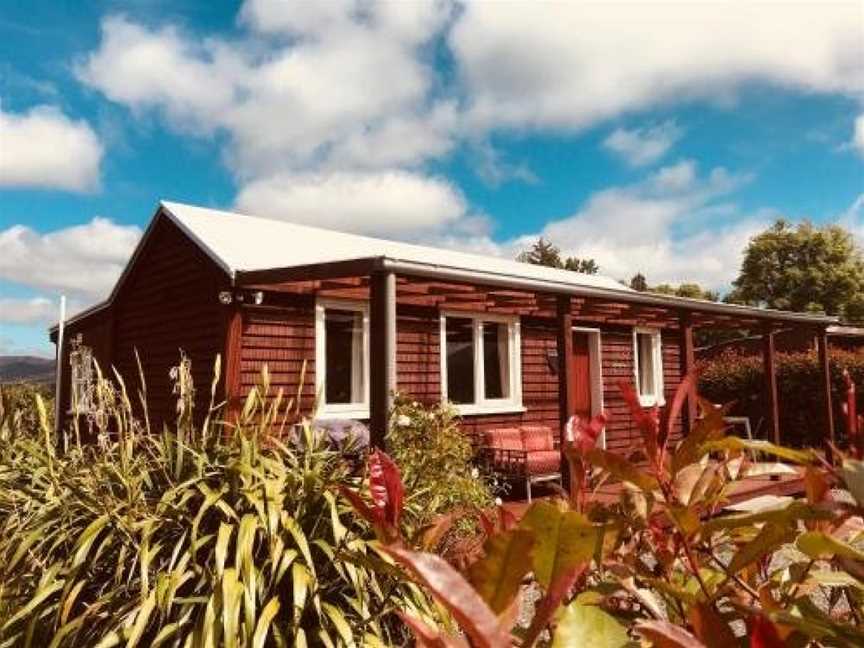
left=567, top=413, right=608, bottom=456
left=521, top=563, right=587, bottom=647
left=636, top=620, right=706, bottom=648
left=663, top=372, right=696, bottom=449
left=750, top=615, right=784, bottom=648
left=688, top=601, right=736, bottom=648
left=618, top=381, right=660, bottom=462
left=398, top=613, right=470, bottom=648
left=338, top=485, right=379, bottom=527
left=383, top=546, right=513, bottom=648
left=369, top=449, right=404, bottom=530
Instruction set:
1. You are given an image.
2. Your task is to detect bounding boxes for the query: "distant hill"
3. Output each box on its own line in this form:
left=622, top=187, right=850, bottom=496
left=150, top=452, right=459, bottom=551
left=0, top=356, right=56, bottom=384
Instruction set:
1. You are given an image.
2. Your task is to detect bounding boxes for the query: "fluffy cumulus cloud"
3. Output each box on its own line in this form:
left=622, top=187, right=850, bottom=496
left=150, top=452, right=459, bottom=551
left=445, top=160, right=763, bottom=290
left=852, top=115, right=864, bottom=157
left=0, top=297, right=56, bottom=324
left=0, top=218, right=141, bottom=301
left=450, top=1, right=864, bottom=130
left=603, top=121, right=683, bottom=167
left=234, top=170, right=472, bottom=237
left=0, top=101, right=103, bottom=191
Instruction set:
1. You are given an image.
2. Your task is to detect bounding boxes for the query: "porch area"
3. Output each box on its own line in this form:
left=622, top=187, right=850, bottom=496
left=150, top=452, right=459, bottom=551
left=227, top=256, right=840, bottom=504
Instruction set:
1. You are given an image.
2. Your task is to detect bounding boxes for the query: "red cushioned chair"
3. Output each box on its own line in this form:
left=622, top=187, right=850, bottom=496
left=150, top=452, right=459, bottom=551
left=481, top=424, right=562, bottom=501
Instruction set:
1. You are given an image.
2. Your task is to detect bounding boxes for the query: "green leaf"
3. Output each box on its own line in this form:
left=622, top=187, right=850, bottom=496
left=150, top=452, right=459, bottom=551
left=587, top=448, right=658, bottom=491
left=222, top=568, right=243, bottom=648
left=796, top=531, right=864, bottom=562
left=467, top=528, right=534, bottom=614
left=253, top=598, right=281, bottom=648
left=519, top=501, right=603, bottom=589
left=703, top=437, right=816, bottom=464
left=552, top=603, right=628, bottom=648
left=728, top=522, right=792, bottom=574
left=126, top=589, right=157, bottom=648
left=73, top=514, right=110, bottom=569
left=842, top=459, right=864, bottom=506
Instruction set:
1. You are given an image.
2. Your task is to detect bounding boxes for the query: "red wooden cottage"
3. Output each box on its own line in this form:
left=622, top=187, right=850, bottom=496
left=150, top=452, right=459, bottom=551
left=50, top=201, right=839, bottom=466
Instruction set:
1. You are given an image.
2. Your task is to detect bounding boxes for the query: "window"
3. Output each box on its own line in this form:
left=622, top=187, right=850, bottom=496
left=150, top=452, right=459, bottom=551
left=315, top=300, right=369, bottom=418
left=440, top=313, right=522, bottom=414
left=633, top=328, right=665, bottom=406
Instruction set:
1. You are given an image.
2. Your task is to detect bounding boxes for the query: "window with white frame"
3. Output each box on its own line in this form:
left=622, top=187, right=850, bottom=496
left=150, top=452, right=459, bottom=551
left=633, top=328, right=665, bottom=406
left=440, top=312, right=522, bottom=414
left=315, top=300, right=369, bottom=418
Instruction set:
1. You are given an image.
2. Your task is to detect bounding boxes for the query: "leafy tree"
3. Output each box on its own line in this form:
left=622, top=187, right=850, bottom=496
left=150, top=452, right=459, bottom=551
left=517, top=238, right=600, bottom=275
left=517, top=237, right=562, bottom=267
left=564, top=257, right=599, bottom=274
left=728, top=219, right=864, bottom=321
left=629, top=272, right=648, bottom=292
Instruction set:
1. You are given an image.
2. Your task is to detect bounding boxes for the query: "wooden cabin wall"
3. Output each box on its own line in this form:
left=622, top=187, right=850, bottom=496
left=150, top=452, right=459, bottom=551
left=54, top=308, right=113, bottom=428
left=234, top=299, right=685, bottom=453
left=110, top=218, right=228, bottom=430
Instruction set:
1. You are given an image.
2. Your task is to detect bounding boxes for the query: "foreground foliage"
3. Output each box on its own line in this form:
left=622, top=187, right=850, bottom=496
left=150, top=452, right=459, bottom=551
left=346, top=377, right=864, bottom=647
left=699, top=348, right=864, bottom=448
left=0, top=358, right=439, bottom=647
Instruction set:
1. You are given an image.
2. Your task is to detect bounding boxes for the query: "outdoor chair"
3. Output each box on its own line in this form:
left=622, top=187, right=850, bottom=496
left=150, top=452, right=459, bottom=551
left=480, top=424, right=562, bottom=501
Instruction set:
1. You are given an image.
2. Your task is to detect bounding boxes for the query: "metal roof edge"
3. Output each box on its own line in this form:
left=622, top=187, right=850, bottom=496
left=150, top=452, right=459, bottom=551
left=378, top=256, right=839, bottom=325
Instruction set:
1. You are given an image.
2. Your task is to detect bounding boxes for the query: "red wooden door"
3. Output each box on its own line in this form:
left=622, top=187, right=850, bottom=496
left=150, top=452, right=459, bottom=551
left=570, top=332, right=592, bottom=420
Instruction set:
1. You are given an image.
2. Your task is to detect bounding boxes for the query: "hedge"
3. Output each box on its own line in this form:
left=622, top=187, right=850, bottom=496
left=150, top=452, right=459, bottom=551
left=697, top=348, right=864, bottom=448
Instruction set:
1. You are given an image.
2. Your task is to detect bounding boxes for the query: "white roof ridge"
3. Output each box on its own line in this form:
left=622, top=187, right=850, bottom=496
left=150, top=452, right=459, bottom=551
left=158, top=200, right=630, bottom=292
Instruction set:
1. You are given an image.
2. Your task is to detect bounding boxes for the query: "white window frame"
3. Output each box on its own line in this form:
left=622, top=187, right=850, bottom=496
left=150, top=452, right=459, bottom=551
left=439, top=311, right=524, bottom=415
left=632, top=327, right=665, bottom=407
left=315, top=299, right=370, bottom=419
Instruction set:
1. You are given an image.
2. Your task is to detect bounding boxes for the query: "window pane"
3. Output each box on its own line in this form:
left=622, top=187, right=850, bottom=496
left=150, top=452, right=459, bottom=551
left=637, top=333, right=655, bottom=397
left=483, top=322, right=510, bottom=400
left=446, top=317, right=475, bottom=404
left=325, top=309, right=364, bottom=404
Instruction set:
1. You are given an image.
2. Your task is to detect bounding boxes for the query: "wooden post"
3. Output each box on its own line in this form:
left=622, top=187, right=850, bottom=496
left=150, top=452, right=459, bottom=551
left=369, top=271, right=397, bottom=448
left=817, top=328, right=836, bottom=459
left=762, top=325, right=781, bottom=446
left=222, top=304, right=243, bottom=422
left=556, top=295, right=574, bottom=490
left=679, top=311, right=697, bottom=435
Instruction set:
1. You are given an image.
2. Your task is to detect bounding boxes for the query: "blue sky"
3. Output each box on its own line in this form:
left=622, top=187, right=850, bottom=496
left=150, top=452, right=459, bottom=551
left=1, top=0, right=863, bottom=356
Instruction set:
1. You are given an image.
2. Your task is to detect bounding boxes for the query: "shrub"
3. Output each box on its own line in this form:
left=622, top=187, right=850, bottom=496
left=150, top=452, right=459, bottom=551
left=698, top=348, right=864, bottom=447
left=0, top=358, right=440, bottom=646
left=386, top=394, right=497, bottom=531
left=344, top=379, right=864, bottom=646
left=0, top=381, right=53, bottom=434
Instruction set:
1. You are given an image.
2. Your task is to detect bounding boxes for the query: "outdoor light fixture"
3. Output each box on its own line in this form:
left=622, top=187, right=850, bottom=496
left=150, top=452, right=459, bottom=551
left=547, top=349, right=558, bottom=373
left=218, top=291, right=233, bottom=305
left=252, top=291, right=264, bottom=305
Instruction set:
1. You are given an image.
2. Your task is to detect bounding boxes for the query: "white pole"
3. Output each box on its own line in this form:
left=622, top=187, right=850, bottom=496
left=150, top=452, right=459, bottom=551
left=54, top=295, right=66, bottom=433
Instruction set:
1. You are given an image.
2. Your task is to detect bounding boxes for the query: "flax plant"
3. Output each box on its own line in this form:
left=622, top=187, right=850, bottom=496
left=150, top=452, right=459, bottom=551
left=0, top=353, right=440, bottom=647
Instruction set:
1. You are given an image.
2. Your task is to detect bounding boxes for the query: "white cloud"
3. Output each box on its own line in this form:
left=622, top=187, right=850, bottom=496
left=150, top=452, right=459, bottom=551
left=451, top=2, right=864, bottom=131
left=851, top=114, right=864, bottom=157
left=0, top=101, right=103, bottom=191
left=0, top=218, right=141, bottom=301
left=0, top=297, right=56, bottom=324
left=603, top=121, right=683, bottom=167
left=76, top=9, right=456, bottom=180
left=841, top=193, right=864, bottom=244
left=234, top=169, right=470, bottom=237
left=436, top=160, right=762, bottom=291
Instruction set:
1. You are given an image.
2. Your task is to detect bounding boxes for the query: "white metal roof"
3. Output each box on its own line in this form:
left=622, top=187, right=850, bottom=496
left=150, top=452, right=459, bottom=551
left=160, top=201, right=630, bottom=292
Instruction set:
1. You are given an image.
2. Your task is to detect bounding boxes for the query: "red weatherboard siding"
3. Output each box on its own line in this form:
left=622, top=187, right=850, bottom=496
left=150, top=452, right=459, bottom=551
left=57, top=216, right=230, bottom=430
left=234, top=301, right=685, bottom=450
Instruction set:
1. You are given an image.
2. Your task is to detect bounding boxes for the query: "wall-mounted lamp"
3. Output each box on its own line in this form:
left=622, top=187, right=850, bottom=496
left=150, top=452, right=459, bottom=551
left=546, top=348, right=559, bottom=373
left=251, top=291, right=264, bottom=305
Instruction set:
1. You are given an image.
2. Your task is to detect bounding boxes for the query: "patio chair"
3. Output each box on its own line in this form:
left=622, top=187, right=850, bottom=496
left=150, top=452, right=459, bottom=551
left=480, top=424, right=562, bottom=502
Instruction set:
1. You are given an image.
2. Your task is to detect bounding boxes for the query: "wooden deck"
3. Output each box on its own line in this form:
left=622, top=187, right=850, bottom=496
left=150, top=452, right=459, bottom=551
left=504, top=468, right=806, bottom=518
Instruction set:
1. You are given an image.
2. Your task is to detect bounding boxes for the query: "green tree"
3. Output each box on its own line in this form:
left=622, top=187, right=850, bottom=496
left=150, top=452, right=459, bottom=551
left=517, top=238, right=600, bottom=275
left=629, top=273, right=648, bottom=292
left=728, top=219, right=864, bottom=321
